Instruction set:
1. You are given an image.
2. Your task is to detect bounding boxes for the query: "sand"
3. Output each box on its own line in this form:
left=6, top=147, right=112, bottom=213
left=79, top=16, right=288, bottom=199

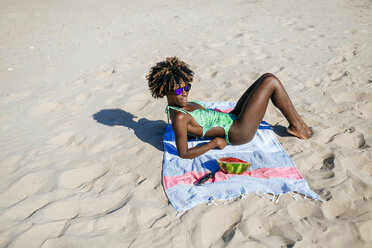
left=0, top=0, right=371, bottom=247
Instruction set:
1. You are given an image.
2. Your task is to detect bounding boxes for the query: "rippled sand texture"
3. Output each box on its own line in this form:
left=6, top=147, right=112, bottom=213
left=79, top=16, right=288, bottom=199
left=1, top=0, right=371, bottom=247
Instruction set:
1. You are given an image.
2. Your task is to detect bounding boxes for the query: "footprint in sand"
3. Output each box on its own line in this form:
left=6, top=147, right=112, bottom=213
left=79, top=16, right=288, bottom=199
left=317, top=188, right=332, bottom=201
left=327, top=129, right=367, bottom=149
left=319, top=154, right=335, bottom=179
left=321, top=154, right=335, bottom=171
left=307, top=153, right=337, bottom=194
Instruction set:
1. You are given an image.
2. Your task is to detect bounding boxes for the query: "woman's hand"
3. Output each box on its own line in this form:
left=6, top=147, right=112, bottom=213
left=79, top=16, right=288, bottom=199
left=178, top=137, right=227, bottom=159
left=213, top=137, right=227, bottom=149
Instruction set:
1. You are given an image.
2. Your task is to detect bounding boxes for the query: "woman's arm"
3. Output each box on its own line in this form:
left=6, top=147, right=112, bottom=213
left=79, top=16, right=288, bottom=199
left=172, top=112, right=227, bottom=159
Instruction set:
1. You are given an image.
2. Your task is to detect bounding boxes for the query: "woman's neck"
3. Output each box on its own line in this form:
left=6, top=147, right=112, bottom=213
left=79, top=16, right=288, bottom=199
left=167, top=100, right=188, bottom=108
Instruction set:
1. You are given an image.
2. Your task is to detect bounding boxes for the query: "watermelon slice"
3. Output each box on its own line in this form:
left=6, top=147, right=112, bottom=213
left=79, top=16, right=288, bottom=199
left=217, top=157, right=251, bottom=174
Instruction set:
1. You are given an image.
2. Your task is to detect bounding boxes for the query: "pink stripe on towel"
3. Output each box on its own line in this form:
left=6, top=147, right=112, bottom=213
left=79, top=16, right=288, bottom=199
left=163, top=167, right=303, bottom=190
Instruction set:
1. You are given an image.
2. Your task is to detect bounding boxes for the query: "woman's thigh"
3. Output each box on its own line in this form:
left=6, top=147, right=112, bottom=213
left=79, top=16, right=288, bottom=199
left=230, top=73, right=274, bottom=116
left=228, top=75, right=277, bottom=145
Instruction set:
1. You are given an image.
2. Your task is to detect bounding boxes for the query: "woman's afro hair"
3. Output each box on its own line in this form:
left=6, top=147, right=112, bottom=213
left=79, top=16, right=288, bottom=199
left=146, top=57, right=194, bottom=98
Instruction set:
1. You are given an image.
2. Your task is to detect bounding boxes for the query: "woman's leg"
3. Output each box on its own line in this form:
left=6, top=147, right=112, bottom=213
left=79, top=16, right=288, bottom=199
left=229, top=73, right=312, bottom=145
left=230, top=73, right=270, bottom=116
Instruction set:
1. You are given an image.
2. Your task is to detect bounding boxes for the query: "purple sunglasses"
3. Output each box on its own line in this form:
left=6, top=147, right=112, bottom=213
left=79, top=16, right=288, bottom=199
left=174, top=84, right=191, bottom=95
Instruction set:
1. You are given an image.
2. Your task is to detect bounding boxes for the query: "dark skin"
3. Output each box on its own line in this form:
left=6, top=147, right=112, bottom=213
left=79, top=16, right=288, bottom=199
left=166, top=73, right=312, bottom=159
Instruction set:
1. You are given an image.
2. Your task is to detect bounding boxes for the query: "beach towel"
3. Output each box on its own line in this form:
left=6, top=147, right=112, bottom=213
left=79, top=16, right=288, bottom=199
left=162, top=102, right=321, bottom=211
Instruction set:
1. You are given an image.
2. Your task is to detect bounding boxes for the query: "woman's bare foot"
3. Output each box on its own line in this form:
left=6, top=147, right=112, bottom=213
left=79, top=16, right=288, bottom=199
left=287, top=124, right=313, bottom=139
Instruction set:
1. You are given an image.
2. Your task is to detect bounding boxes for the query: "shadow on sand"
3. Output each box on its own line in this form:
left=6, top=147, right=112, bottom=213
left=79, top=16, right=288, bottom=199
left=92, top=110, right=293, bottom=153
left=270, top=124, right=293, bottom=137
left=92, top=109, right=166, bottom=151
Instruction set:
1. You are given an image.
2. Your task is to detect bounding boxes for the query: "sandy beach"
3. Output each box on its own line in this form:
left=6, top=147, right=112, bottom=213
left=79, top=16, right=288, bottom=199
left=1, top=0, right=371, bottom=247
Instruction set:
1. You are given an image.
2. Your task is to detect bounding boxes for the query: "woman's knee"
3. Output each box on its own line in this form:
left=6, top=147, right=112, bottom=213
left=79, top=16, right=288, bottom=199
left=261, top=73, right=279, bottom=81
left=261, top=72, right=275, bottom=78
left=261, top=73, right=281, bottom=87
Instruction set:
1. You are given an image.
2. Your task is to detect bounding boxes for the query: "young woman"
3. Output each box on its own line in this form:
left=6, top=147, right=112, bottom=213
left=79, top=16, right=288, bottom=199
left=146, top=57, right=312, bottom=159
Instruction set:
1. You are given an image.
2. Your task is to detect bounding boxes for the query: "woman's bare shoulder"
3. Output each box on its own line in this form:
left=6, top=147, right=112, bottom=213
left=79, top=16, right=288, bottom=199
left=170, top=110, right=187, bottom=123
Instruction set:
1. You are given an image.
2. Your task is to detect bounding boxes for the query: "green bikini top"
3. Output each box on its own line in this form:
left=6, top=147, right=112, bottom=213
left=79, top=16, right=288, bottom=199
left=165, top=100, right=237, bottom=139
